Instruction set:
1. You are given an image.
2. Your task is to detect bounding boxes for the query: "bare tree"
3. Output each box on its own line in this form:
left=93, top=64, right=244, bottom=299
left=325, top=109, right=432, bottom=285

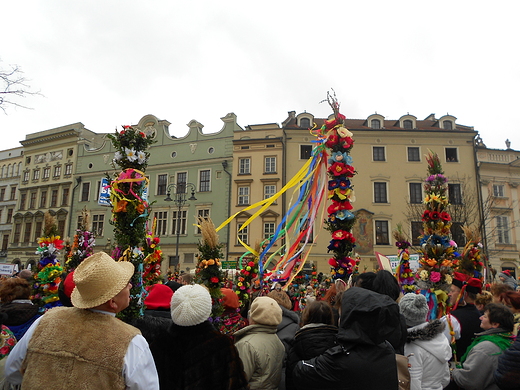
left=0, top=60, right=41, bottom=113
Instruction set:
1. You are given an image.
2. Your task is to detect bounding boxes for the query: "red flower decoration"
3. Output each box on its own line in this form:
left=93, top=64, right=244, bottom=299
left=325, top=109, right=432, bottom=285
left=342, top=137, right=354, bottom=149
left=430, top=211, right=440, bottom=220
left=440, top=212, right=451, bottom=222
left=422, top=210, right=430, bottom=221
left=326, top=133, right=339, bottom=148
left=329, top=162, right=348, bottom=176
left=210, top=276, right=219, bottom=283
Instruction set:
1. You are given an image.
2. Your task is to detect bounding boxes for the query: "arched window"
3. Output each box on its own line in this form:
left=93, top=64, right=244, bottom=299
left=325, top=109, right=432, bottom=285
left=300, top=118, right=311, bottom=128
left=371, top=119, right=381, bottom=129
left=443, top=120, right=453, bottom=130
left=403, top=120, right=413, bottom=129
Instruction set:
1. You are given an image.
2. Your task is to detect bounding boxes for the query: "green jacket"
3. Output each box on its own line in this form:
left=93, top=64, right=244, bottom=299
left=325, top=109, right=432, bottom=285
left=234, top=324, right=285, bottom=390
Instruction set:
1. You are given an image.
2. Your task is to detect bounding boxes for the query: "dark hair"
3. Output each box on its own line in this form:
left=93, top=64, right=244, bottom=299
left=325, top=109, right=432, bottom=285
left=499, top=291, right=520, bottom=310
left=372, top=270, right=401, bottom=301
left=490, top=283, right=513, bottom=297
left=484, top=303, right=514, bottom=332
left=301, top=300, right=334, bottom=326
left=0, top=278, right=32, bottom=304
left=355, top=272, right=376, bottom=290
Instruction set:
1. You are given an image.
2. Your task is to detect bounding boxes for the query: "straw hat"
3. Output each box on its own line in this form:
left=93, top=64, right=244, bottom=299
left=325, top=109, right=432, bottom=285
left=71, top=252, right=134, bottom=309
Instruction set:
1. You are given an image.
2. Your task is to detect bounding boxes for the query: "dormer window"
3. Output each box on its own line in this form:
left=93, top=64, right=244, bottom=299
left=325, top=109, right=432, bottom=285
left=300, top=118, right=311, bottom=128
left=443, top=120, right=453, bottom=130
left=403, top=120, right=413, bottom=129
left=371, top=119, right=381, bottom=129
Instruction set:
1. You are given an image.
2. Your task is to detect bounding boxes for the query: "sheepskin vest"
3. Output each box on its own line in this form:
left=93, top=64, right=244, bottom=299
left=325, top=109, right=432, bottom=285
left=21, top=306, right=139, bottom=390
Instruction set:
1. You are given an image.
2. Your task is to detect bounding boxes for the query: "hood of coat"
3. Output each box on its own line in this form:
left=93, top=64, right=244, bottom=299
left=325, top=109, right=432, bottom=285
left=406, top=319, right=452, bottom=362
left=278, top=305, right=300, bottom=331
left=337, top=287, right=400, bottom=346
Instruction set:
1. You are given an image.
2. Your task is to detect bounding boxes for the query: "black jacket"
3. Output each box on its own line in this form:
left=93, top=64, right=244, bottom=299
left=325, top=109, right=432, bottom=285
left=494, top=335, right=520, bottom=390
left=150, top=320, right=248, bottom=390
left=286, top=324, right=338, bottom=390
left=451, top=303, right=482, bottom=360
left=293, top=288, right=399, bottom=390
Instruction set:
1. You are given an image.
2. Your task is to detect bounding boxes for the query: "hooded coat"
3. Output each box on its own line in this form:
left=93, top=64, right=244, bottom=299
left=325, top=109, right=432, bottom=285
left=494, top=334, right=520, bottom=390
left=292, top=288, right=399, bottom=390
left=404, top=319, right=451, bottom=390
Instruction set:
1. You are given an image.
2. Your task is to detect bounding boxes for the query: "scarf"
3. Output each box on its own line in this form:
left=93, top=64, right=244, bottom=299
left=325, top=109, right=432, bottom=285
left=460, top=331, right=514, bottom=364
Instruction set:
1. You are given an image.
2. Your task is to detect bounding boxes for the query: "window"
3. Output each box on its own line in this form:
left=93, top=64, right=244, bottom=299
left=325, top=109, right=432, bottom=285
left=496, top=216, right=510, bottom=244
left=176, top=172, right=187, bottom=193
left=184, top=253, right=194, bottom=264
left=53, top=165, right=62, bottom=177
left=411, top=221, right=423, bottom=246
left=43, top=167, right=50, bottom=179
left=265, top=157, right=276, bottom=173
left=33, top=170, right=40, bottom=180
left=169, top=256, right=179, bottom=267
left=0, top=188, right=4, bottom=201
left=493, top=184, right=505, bottom=197
left=23, top=171, right=29, bottom=182
left=375, top=221, right=389, bottom=245
left=264, top=222, right=276, bottom=240
left=50, top=190, right=58, bottom=207
left=451, top=222, right=466, bottom=247
left=448, top=184, right=462, bottom=205
left=300, top=118, right=311, bottom=128
left=19, top=193, right=27, bottom=210
left=239, top=158, right=251, bottom=174
left=81, top=182, right=90, bottom=202
left=403, top=120, right=413, bottom=129
left=299, top=218, right=314, bottom=243
left=34, top=221, right=42, bottom=242
left=237, top=223, right=249, bottom=245
left=29, top=192, right=36, bottom=209
left=94, top=181, right=101, bottom=201
left=172, top=210, right=187, bottom=235
left=238, top=187, right=250, bottom=205
left=10, top=187, right=16, bottom=200
left=443, top=120, right=453, bottom=130
left=13, top=223, right=21, bottom=243
left=57, top=220, right=65, bottom=237
left=40, top=191, right=47, bottom=208
left=408, top=147, right=420, bottom=162
left=65, top=164, right=73, bottom=175
left=409, top=183, right=422, bottom=204
left=157, top=174, right=168, bottom=195
left=374, top=182, right=388, bottom=203
left=196, top=209, right=210, bottom=234
left=62, top=188, right=69, bottom=206
left=445, top=148, right=458, bottom=162
left=155, top=211, right=168, bottom=236
left=2, top=235, right=9, bottom=251
left=24, top=222, right=32, bottom=243
left=264, top=185, right=276, bottom=200
left=6, top=209, right=13, bottom=224
left=371, top=119, right=381, bottom=129
left=92, top=214, right=105, bottom=236
left=373, top=147, right=385, bottom=161
left=300, top=145, right=312, bottom=160
left=199, top=170, right=210, bottom=192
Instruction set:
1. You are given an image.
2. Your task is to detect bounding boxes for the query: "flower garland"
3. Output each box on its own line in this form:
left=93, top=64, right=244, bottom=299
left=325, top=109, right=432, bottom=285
left=235, top=253, right=259, bottom=309
left=393, top=224, right=416, bottom=293
left=142, top=218, right=163, bottom=287
left=195, top=217, right=225, bottom=322
left=33, top=212, right=64, bottom=310
left=65, top=208, right=95, bottom=272
left=322, top=93, right=357, bottom=281
left=415, top=151, right=455, bottom=318
left=108, top=125, right=155, bottom=322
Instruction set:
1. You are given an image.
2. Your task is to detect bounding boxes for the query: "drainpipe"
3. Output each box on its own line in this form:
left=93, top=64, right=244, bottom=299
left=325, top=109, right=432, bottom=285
left=473, top=136, right=489, bottom=281
left=68, top=176, right=82, bottom=237
left=222, top=160, right=232, bottom=261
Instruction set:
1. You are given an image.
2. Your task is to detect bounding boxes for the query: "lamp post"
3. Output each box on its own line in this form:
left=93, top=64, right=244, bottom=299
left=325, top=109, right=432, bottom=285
left=165, top=183, right=197, bottom=267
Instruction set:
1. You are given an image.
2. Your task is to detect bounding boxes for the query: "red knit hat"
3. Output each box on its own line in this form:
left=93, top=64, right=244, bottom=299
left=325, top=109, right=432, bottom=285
left=144, top=284, right=173, bottom=310
left=221, top=288, right=239, bottom=310
left=63, top=271, right=76, bottom=298
left=452, top=272, right=482, bottom=295
left=502, top=270, right=511, bottom=277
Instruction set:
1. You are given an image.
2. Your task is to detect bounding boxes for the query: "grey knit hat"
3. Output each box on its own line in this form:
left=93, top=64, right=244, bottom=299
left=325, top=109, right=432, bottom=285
left=399, top=293, right=428, bottom=327
left=170, top=284, right=212, bottom=326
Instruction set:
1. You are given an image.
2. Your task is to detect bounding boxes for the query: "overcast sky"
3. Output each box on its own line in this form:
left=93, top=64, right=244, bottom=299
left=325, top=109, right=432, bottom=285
left=1, top=0, right=519, bottom=151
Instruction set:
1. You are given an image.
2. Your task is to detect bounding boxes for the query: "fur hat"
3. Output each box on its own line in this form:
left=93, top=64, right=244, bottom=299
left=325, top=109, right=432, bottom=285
left=71, top=252, right=134, bottom=309
left=399, top=293, right=429, bottom=327
left=221, top=288, right=239, bottom=310
left=170, top=284, right=211, bottom=326
left=145, top=284, right=174, bottom=310
left=250, top=296, right=282, bottom=326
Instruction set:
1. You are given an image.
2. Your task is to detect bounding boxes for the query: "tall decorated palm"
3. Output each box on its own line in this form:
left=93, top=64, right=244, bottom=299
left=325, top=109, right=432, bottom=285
left=142, top=217, right=164, bottom=287
left=416, top=151, right=455, bottom=318
left=107, top=125, right=155, bottom=321
left=195, top=217, right=224, bottom=323
left=323, top=93, right=358, bottom=281
left=33, top=212, right=64, bottom=310
left=64, top=207, right=95, bottom=272
left=393, top=223, right=416, bottom=293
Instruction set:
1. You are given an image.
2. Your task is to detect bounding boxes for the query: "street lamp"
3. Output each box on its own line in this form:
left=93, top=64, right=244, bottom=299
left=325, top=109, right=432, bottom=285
left=165, top=183, right=197, bottom=267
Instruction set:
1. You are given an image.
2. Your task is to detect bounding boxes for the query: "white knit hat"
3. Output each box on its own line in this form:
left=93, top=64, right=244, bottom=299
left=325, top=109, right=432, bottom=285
left=170, top=284, right=212, bottom=326
left=399, top=293, right=428, bottom=327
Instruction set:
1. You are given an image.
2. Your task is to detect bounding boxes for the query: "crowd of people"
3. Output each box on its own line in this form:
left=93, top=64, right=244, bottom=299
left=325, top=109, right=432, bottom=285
left=0, top=252, right=518, bottom=390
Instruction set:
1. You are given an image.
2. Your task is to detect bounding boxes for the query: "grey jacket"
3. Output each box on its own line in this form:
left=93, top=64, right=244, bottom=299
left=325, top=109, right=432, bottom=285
left=234, top=324, right=285, bottom=390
